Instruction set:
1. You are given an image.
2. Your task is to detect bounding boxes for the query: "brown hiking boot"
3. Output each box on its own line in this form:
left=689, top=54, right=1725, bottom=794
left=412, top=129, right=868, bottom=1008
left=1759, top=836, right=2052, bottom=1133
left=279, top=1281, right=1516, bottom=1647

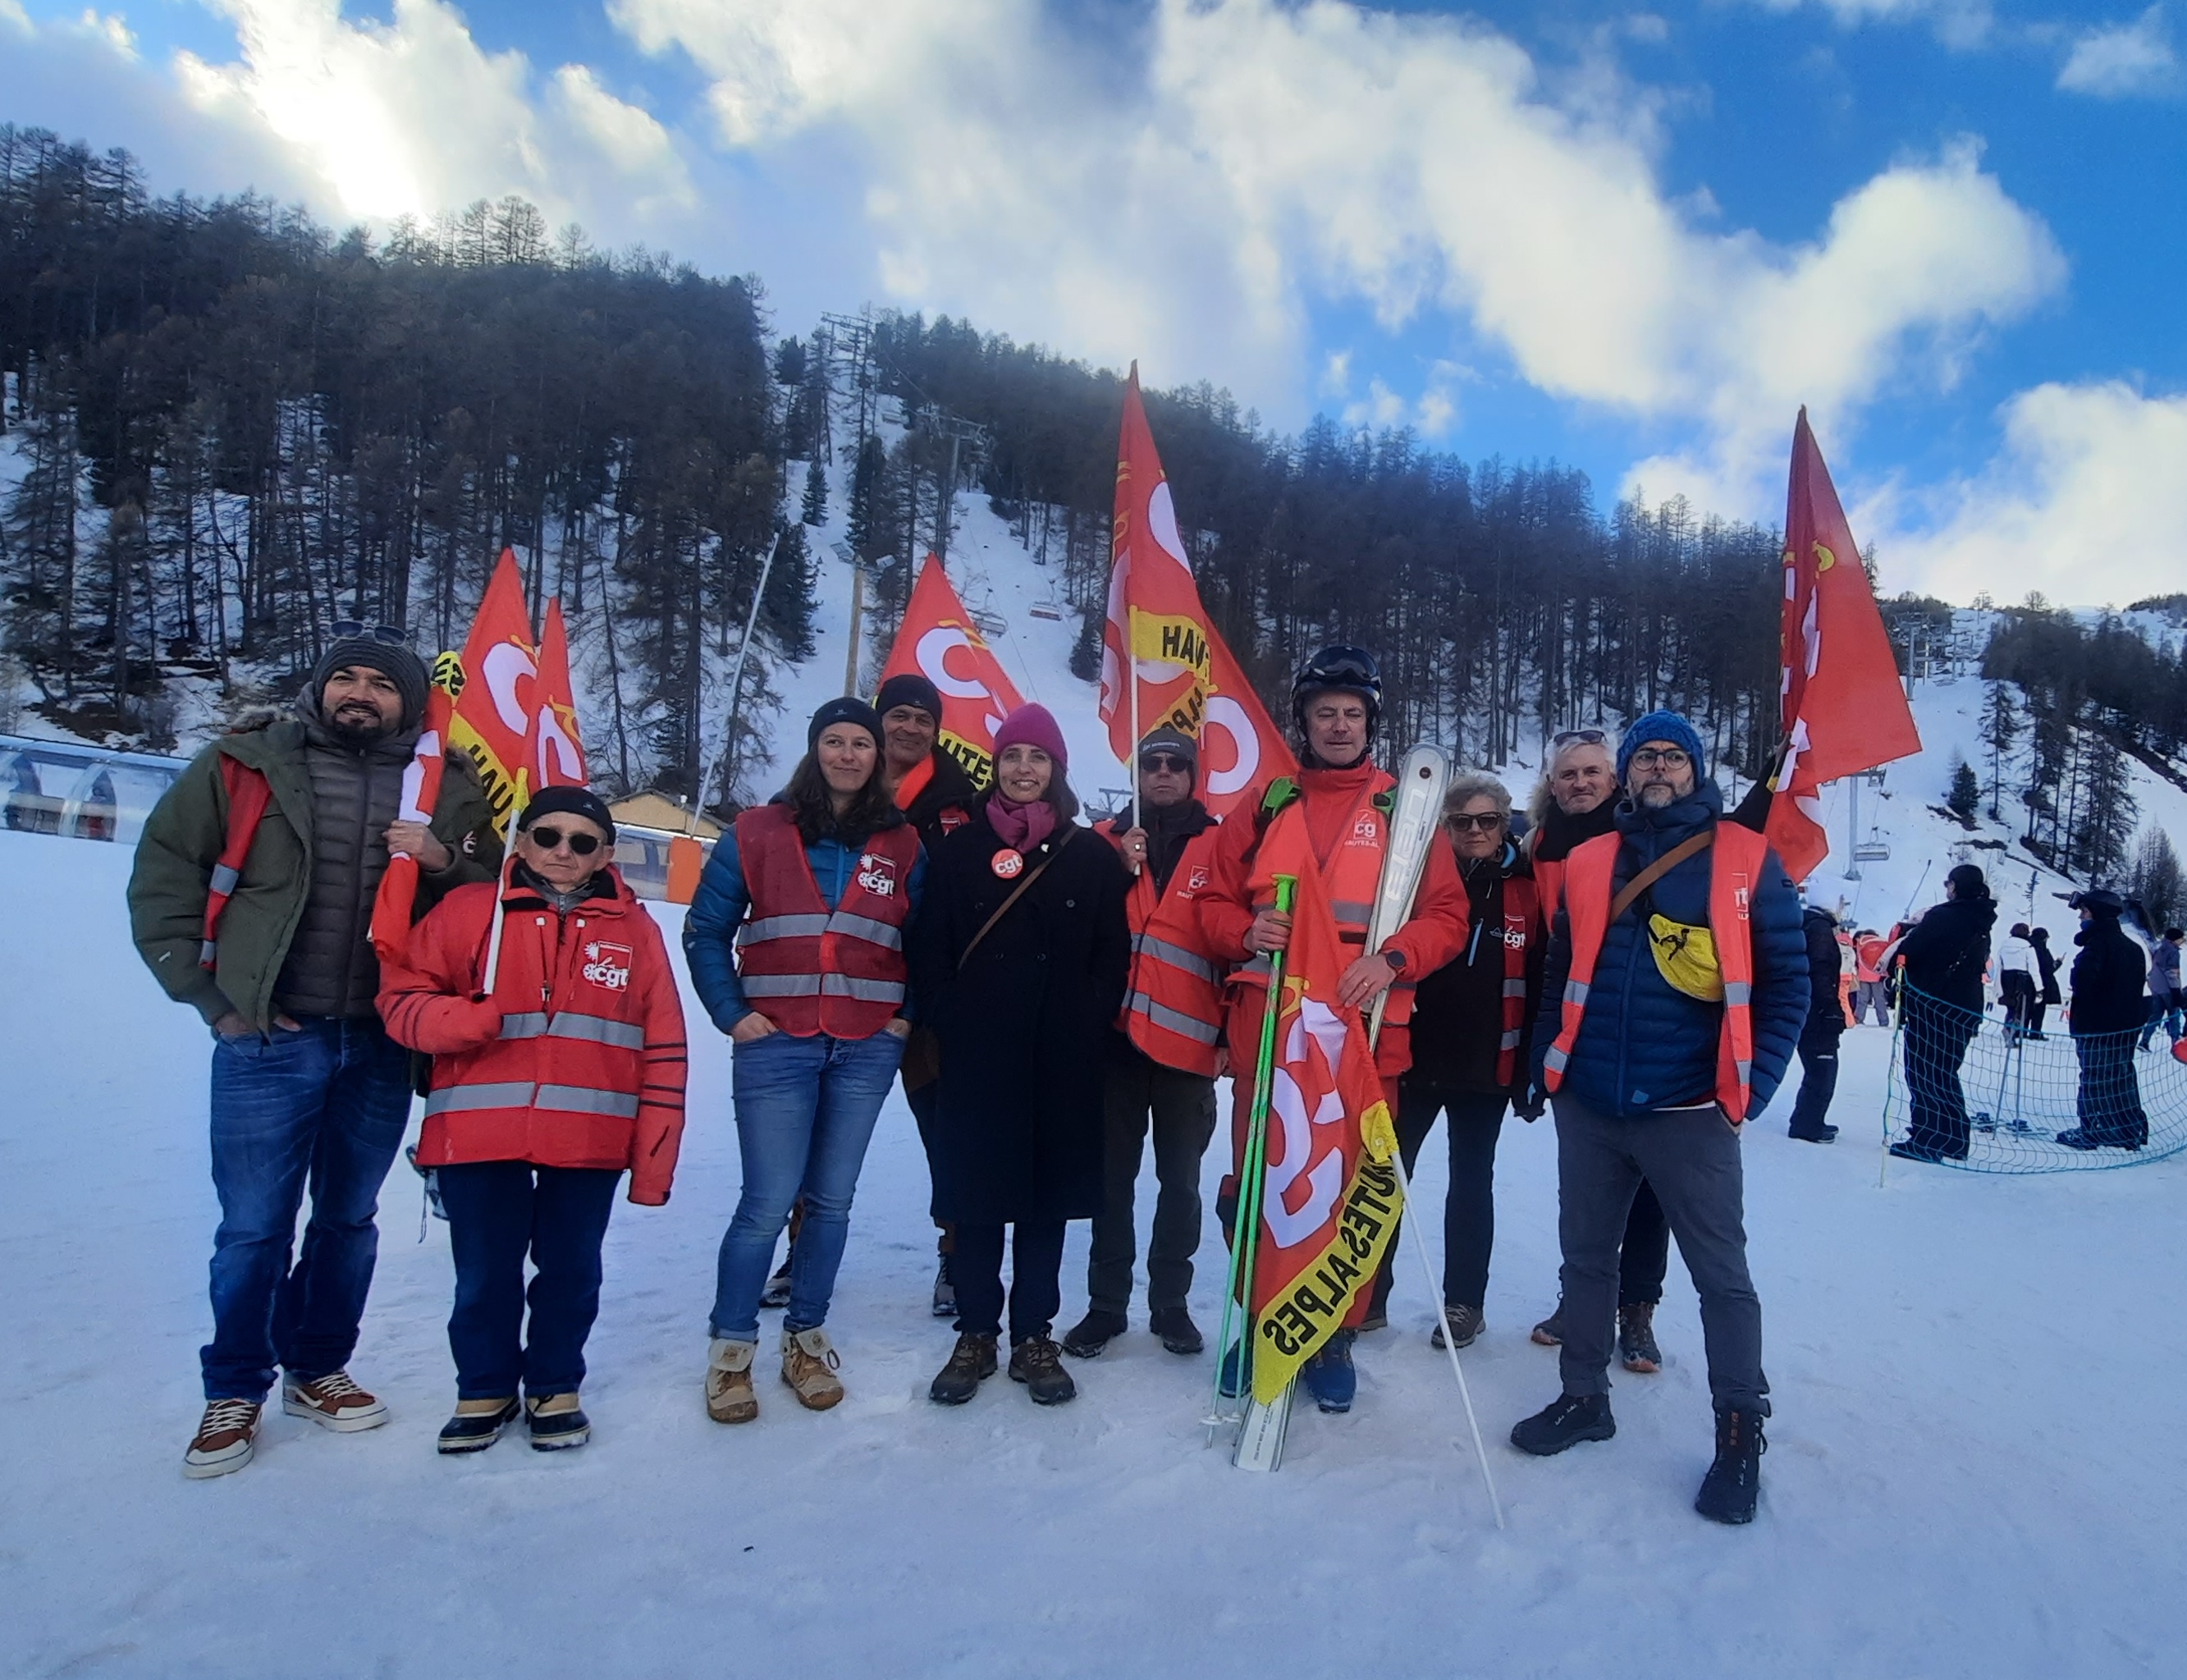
left=1618, top=1302, right=1663, bottom=1374
left=706, top=1337, right=759, bottom=1424
left=780, top=1327, right=845, bottom=1411
left=1009, top=1336, right=1077, bottom=1405
left=184, top=1398, right=262, bottom=1479
left=929, top=1332, right=999, bottom=1405
left=1431, top=1303, right=1485, bottom=1350
left=1530, top=1303, right=1568, bottom=1346
left=282, top=1370, right=390, bottom=1432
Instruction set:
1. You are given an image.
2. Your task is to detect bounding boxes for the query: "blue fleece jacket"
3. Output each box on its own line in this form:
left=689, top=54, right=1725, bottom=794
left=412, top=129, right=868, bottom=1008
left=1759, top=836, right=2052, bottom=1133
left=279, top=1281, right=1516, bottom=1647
left=682, top=822, right=927, bottom=1034
left=1529, top=782, right=1806, bottom=1117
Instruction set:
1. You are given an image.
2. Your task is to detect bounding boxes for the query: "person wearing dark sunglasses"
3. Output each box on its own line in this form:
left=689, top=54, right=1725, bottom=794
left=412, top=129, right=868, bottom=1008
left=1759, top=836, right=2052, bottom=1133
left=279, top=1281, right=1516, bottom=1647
left=380, top=785, right=688, bottom=1456
left=1061, top=727, right=1227, bottom=1362
left=130, top=622, right=503, bottom=1478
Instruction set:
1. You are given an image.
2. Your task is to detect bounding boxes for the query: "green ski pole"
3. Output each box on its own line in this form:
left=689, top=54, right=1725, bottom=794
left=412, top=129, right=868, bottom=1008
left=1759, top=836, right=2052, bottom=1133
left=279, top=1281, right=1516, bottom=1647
left=1208, top=874, right=1296, bottom=1431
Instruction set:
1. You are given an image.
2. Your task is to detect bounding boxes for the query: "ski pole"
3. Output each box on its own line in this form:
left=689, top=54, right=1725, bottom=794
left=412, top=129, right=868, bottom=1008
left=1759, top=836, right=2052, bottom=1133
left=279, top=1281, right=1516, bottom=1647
left=1208, top=874, right=1295, bottom=1431
left=1386, top=1147, right=1504, bottom=1529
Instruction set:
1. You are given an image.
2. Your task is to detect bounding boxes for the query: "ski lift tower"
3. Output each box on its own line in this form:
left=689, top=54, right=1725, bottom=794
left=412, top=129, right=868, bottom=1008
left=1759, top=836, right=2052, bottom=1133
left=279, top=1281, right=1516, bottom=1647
left=913, top=405, right=990, bottom=566
left=833, top=542, right=893, bottom=699
left=819, top=308, right=878, bottom=456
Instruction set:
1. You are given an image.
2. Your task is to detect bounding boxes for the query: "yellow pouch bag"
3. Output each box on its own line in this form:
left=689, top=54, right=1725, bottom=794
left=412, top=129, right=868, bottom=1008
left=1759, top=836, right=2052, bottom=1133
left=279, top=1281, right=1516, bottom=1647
left=1647, top=913, right=1724, bottom=1002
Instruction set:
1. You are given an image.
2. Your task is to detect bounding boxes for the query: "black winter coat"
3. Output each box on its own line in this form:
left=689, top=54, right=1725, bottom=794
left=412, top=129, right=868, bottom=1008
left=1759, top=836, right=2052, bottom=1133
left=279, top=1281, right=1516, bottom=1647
left=2069, top=916, right=2148, bottom=1035
left=1407, top=844, right=1544, bottom=1095
left=1896, top=895, right=1995, bottom=1013
left=1801, top=907, right=1847, bottom=1039
left=908, top=814, right=1132, bottom=1224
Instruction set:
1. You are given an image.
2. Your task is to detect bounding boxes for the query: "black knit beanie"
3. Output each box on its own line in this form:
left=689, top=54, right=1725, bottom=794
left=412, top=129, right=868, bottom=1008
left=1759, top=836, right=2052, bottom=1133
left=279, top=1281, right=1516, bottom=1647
left=808, top=697, right=885, bottom=753
left=875, top=673, right=944, bottom=721
left=312, top=635, right=429, bottom=728
left=519, top=785, right=616, bottom=842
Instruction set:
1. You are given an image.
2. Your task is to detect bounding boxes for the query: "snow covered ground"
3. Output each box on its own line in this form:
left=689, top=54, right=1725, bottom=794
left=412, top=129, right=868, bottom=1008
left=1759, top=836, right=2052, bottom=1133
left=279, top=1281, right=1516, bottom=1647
left=7, top=823, right=2185, bottom=1679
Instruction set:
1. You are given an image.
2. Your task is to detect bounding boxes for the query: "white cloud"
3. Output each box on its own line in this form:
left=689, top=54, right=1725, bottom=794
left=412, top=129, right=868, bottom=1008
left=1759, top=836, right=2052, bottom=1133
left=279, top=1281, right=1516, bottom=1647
left=1341, top=378, right=1407, bottom=430
left=1740, top=0, right=1995, bottom=49
left=2057, top=7, right=2178, bottom=98
left=1318, top=350, right=1352, bottom=398
left=0, top=1, right=30, bottom=34
left=551, top=66, right=694, bottom=209
left=1870, top=382, right=2187, bottom=606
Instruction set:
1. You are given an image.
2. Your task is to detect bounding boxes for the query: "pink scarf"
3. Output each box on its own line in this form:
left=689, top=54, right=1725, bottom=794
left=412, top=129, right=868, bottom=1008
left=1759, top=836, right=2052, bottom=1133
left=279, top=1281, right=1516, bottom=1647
left=986, top=794, right=1056, bottom=852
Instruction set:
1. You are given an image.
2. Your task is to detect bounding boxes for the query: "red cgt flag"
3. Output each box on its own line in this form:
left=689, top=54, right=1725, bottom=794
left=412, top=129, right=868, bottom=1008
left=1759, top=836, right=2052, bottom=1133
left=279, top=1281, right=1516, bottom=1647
left=1767, top=410, right=1922, bottom=882
left=1245, top=864, right=1402, bottom=1404
left=1100, top=364, right=1294, bottom=819
left=370, top=548, right=538, bottom=962
left=878, top=555, right=1025, bottom=788
left=528, top=597, right=588, bottom=793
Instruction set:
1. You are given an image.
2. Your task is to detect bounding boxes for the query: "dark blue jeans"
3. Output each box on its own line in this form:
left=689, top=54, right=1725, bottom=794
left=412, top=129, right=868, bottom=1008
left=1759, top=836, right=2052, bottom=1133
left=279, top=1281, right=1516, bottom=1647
left=203, top=1016, right=411, bottom=1400
left=711, top=1028, right=904, bottom=1341
left=436, top=1161, right=621, bottom=1400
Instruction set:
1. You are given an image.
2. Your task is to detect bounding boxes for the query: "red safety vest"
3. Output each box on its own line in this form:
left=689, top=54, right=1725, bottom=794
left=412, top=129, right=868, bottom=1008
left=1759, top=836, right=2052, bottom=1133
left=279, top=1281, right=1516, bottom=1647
left=1541, top=823, right=1768, bottom=1122
left=1490, top=872, right=1541, bottom=1087
left=1240, top=773, right=1416, bottom=1028
left=732, top=804, right=917, bottom=1038
left=200, top=757, right=274, bottom=969
left=1106, top=820, right=1227, bottom=1077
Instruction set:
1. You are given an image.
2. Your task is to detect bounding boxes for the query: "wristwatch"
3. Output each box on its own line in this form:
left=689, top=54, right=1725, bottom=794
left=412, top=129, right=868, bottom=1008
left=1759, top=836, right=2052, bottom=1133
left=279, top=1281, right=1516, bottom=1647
left=1382, top=949, right=1407, bottom=973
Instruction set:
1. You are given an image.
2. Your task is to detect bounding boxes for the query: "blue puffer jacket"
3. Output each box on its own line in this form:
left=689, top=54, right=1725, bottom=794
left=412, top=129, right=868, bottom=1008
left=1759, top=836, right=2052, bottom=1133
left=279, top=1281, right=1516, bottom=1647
left=682, top=817, right=927, bottom=1035
left=1530, top=782, right=1806, bottom=1117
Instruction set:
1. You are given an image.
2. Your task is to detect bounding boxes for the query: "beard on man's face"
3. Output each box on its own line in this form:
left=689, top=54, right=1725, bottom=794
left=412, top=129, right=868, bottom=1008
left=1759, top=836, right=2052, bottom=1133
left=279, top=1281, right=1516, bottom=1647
left=324, top=694, right=399, bottom=741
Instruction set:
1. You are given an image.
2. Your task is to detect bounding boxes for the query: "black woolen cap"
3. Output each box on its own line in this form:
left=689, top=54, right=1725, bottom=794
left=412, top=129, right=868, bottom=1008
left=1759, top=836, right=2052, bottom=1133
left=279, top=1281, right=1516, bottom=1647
left=313, top=636, right=429, bottom=727
left=874, top=674, right=944, bottom=721
left=519, top=785, right=616, bottom=842
left=808, top=697, right=885, bottom=753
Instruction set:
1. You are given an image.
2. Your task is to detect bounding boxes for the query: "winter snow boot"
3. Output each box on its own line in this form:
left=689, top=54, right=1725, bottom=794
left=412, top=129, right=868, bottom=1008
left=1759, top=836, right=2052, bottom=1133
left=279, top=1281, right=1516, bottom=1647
left=1149, top=1305, right=1204, bottom=1356
left=1788, top=1123, right=1840, bottom=1143
left=931, top=1254, right=958, bottom=1319
left=1062, top=1308, right=1128, bottom=1358
left=780, top=1326, right=845, bottom=1411
left=706, top=1337, right=759, bottom=1424
left=437, top=1396, right=520, bottom=1454
left=1302, top=1330, right=1357, bottom=1414
left=183, top=1398, right=262, bottom=1479
left=281, top=1370, right=390, bottom=1432
left=1617, top=1302, right=1663, bottom=1375
left=1431, top=1304, right=1485, bottom=1352
left=1694, top=1408, right=1768, bottom=1525
left=1530, top=1303, right=1568, bottom=1347
left=1510, top=1392, right=1617, bottom=1456
left=930, top=1332, right=999, bottom=1404
left=1009, top=1337, right=1078, bottom=1405
left=525, top=1391, right=590, bottom=1451
left=760, top=1257, right=794, bottom=1311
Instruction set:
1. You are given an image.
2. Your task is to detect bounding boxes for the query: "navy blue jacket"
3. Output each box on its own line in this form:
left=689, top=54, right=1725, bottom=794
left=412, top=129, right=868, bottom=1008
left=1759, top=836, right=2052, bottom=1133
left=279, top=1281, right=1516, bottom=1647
left=1530, top=782, right=1806, bottom=1117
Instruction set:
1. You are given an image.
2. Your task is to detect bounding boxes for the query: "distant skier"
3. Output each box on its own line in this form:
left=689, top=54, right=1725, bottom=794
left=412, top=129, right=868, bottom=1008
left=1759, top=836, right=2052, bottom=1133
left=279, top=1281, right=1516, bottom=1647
left=1196, top=646, right=1469, bottom=1415
left=128, top=627, right=501, bottom=1478
left=1510, top=711, right=1806, bottom=1527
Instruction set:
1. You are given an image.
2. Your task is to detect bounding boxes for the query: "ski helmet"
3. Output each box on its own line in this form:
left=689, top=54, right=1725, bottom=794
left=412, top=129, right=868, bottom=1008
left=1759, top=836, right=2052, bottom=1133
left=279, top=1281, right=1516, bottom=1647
left=1292, top=644, right=1383, bottom=744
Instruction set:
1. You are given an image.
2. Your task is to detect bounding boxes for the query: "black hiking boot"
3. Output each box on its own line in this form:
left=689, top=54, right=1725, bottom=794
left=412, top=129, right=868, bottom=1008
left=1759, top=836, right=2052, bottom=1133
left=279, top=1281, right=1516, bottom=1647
left=1617, top=1302, right=1662, bottom=1374
left=1510, top=1392, right=1616, bottom=1456
left=1009, top=1337, right=1077, bottom=1405
left=1149, top=1305, right=1204, bottom=1356
left=1788, top=1124, right=1839, bottom=1143
left=927, top=1333, right=998, bottom=1405
left=1061, top=1309, right=1128, bottom=1358
left=1694, top=1408, right=1768, bottom=1525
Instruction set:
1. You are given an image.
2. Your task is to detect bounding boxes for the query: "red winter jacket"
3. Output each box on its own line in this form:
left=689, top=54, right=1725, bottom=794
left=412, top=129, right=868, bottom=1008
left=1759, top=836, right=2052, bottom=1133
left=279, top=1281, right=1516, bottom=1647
left=378, top=868, right=689, bottom=1205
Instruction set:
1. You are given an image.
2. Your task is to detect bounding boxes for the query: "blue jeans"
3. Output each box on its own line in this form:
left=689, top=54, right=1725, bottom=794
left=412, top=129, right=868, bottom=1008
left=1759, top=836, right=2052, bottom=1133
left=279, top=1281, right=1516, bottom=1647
left=710, top=1029, right=904, bottom=1341
left=203, top=1016, right=412, bottom=1400
left=437, top=1161, right=620, bottom=1400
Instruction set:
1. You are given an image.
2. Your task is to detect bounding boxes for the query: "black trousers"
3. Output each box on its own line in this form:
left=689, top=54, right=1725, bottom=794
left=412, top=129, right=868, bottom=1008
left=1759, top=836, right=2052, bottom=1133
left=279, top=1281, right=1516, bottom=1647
left=1903, top=1000, right=1977, bottom=1158
left=1787, top=1025, right=1843, bottom=1136
left=1366, top=1083, right=1508, bottom=1315
left=953, top=1220, right=1067, bottom=1344
left=904, top=1075, right=951, bottom=1251
left=437, top=1161, right=620, bottom=1401
left=1087, top=1052, right=1218, bottom=1316
left=2074, top=1035, right=2150, bottom=1146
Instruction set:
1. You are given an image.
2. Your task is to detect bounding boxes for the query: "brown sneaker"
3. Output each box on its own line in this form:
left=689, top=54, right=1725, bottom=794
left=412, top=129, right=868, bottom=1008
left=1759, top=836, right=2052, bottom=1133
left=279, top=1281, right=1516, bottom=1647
left=707, top=1338, right=759, bottom=1424
left=1618, top=1302, right=1663, bottom=1374
left=780, top=1327, right=845, bottom=1412
left=282, top=1370, right=390, bottom=1432
left=184, top=1398, right=262, bottom=1479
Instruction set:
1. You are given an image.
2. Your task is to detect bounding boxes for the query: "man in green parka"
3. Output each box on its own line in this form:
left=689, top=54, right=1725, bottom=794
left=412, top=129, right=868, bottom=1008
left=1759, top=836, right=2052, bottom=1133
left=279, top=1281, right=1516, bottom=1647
left=130, top=626, right=501, bottom=1478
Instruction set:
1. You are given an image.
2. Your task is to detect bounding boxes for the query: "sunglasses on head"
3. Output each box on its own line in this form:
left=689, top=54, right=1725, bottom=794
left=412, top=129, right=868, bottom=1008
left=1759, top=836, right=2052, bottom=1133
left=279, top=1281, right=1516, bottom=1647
left=329, top=619, right=409, bottom=646
left=1552, top=727, right=1608, bottom=748
left=524, top=824, right=603, bottom=856
left=1139, top=753, right=1191, bottom=773
left=1447, top=810, right=1504, bottom=831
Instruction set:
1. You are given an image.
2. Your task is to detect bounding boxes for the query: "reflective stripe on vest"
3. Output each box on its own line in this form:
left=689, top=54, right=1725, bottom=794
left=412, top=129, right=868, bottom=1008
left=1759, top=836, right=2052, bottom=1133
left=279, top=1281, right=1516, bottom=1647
left=496, top=1009, right=646, bottom=1050
left=536, top=1083, right=642, bottom=1118
left=1540, top=824, right=1768, bottom=1121
left=425, top=1081, right=538, bottom=1116
left=732, top=805, right=917, bottom=1037
left=1115, top=828, right=1228, bottom=1076
left=199, top=756, right=275, bottom=970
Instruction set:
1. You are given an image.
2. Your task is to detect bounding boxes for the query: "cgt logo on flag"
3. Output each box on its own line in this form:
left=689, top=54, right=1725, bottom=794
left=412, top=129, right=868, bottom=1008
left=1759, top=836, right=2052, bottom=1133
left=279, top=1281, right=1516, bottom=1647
left=582, top=941, right=633, bottom=991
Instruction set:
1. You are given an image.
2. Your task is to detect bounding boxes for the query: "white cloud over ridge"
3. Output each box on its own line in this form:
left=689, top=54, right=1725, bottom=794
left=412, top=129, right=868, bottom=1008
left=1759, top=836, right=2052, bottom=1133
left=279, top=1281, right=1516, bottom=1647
left=2057, top=7, right=2178, bottom=98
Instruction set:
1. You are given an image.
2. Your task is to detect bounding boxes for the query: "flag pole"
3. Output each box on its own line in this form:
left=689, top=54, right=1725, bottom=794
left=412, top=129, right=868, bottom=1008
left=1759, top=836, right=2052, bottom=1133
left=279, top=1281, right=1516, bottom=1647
left=1128, top=627, right=1142, bottom=863
left=477, top=780, right=524, bottom=998
left=689, top=529, right=783, bottom=835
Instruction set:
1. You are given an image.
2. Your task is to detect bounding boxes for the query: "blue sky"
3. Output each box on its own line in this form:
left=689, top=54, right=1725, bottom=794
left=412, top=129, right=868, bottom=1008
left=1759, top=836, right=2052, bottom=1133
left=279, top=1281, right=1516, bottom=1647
left=4, top=0, right=2182, bottom=605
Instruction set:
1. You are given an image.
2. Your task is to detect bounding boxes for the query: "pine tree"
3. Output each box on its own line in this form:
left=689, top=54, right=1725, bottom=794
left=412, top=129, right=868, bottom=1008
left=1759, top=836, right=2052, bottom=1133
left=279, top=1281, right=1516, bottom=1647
left=1946, top=753, right=1980, bottom=826
left=801, top=457, right=828, bottom=528
left=2127, top=827, right=2183, bottom=931
left=1979, top=681, right=2019, bottom=819
left=1068, top=604, right=1102, bottom=683
left=2068, top=727, right=2137, bottom=883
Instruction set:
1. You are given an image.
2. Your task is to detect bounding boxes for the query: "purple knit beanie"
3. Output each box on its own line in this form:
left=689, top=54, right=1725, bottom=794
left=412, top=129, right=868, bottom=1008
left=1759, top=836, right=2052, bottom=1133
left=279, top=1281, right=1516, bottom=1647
left=992, top=703, right=1068, bottom=772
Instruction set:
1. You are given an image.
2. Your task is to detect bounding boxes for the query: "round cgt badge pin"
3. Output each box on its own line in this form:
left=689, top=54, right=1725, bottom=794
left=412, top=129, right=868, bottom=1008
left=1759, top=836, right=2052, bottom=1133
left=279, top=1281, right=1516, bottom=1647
left=991, top=848, right=1025, bottom=879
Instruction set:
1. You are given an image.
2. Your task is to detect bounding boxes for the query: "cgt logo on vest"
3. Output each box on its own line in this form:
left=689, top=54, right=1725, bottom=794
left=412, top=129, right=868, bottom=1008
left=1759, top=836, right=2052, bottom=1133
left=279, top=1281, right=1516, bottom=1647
left=583, top=941, right=633, bottom=991
left=856, top=853, right=900, bottom=898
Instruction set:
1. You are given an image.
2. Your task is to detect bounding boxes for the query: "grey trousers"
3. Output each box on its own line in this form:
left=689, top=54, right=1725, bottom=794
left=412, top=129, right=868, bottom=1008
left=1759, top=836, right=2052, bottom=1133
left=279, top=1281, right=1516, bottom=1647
left=1087, top=1051, right=1219, bottom=1316
left=1553, top=1095, right=1770, bottom=1416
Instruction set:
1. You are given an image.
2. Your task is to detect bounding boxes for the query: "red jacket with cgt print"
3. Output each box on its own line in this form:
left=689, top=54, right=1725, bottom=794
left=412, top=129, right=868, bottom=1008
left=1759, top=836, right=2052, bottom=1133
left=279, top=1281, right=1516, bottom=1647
left=377, top=867, right=689, bottom=1205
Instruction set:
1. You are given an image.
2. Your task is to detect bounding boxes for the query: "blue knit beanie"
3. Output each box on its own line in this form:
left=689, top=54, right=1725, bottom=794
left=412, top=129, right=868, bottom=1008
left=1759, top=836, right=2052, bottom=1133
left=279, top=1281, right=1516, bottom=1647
left=1617, top=710, right=1707, bottom=781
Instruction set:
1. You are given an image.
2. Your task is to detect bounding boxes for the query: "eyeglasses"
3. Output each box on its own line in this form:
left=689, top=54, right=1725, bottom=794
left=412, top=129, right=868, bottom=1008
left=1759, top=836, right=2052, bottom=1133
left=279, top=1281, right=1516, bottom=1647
left=329, top=620, right=409, bottom=645
left=1447, top=811, right=1505, bottom=831
left=1628, top=748, right=1691, bottom=771
left=1552, top=728, right=1608, bottom=748
left=524, top=825, right=602, bottom=856
left=1139, top=753, right=1191, bottom=773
